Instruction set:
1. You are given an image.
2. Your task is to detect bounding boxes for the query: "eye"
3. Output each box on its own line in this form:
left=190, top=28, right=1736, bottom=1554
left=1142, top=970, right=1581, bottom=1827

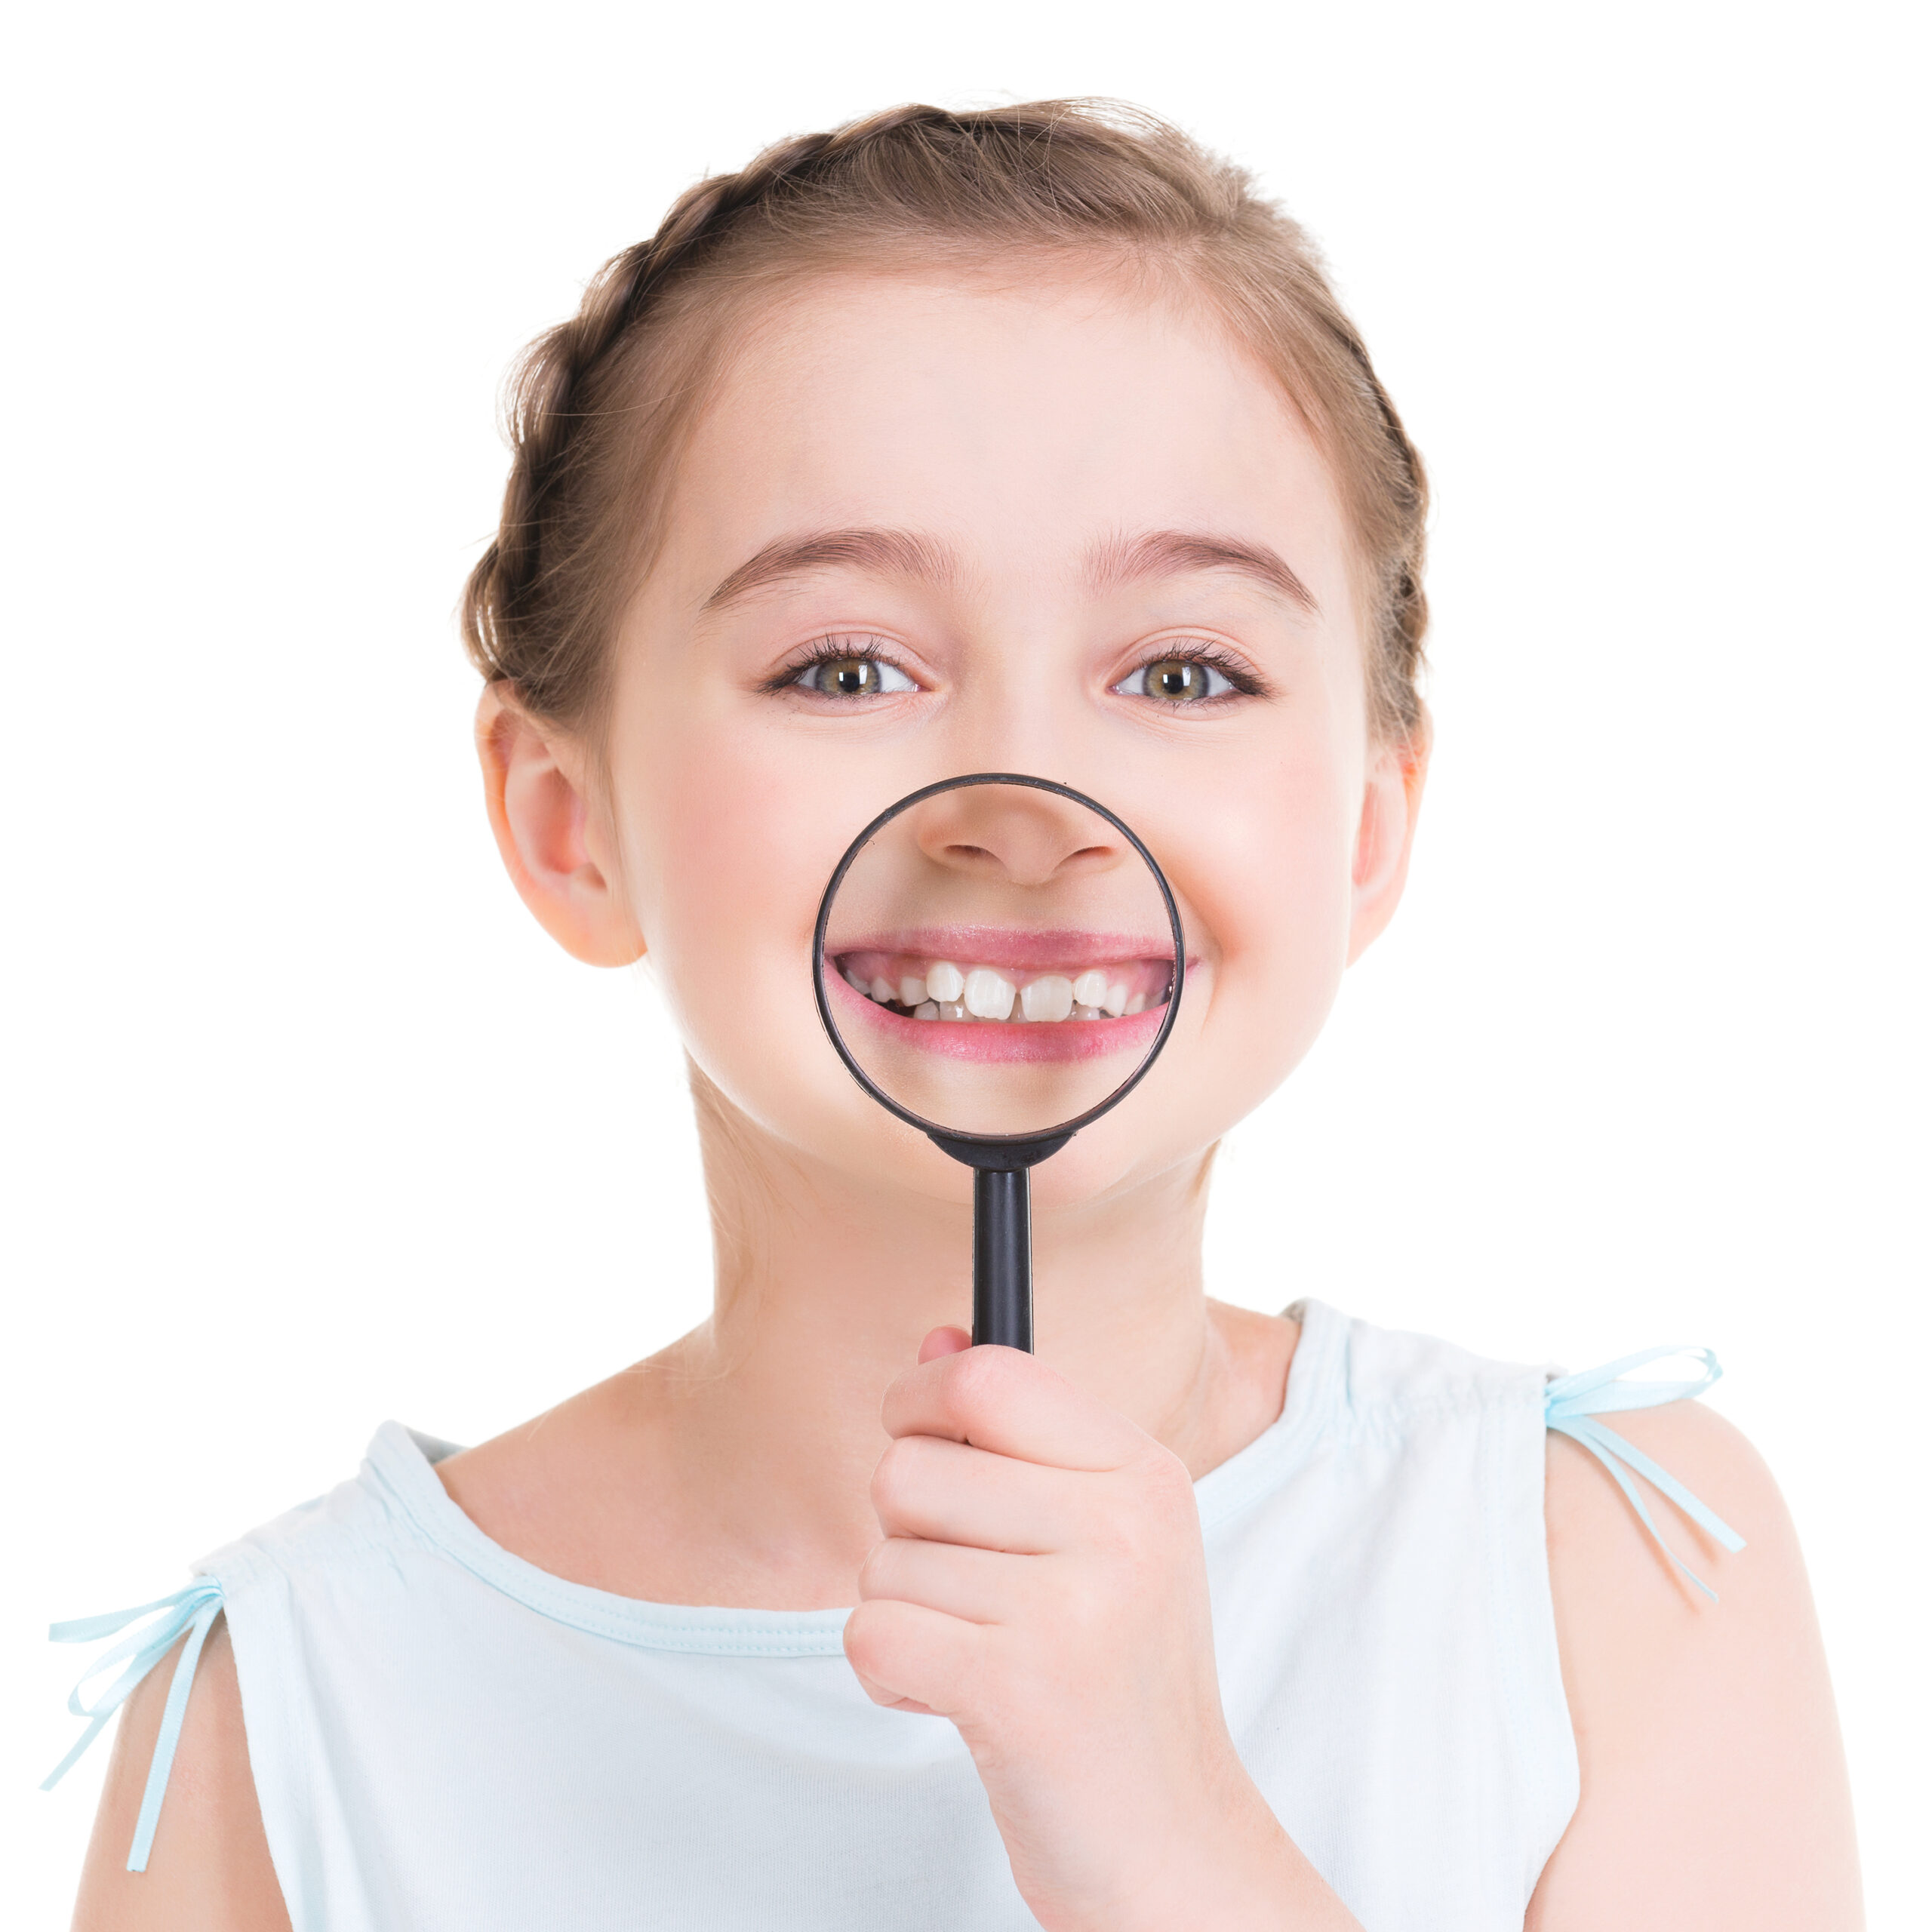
left=789, top=652, right=918, bottom=697
left=1112, top=655, right=1239, bottom=703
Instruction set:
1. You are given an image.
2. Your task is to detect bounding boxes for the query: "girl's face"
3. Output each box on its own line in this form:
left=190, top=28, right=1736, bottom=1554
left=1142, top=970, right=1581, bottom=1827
left=589, top=271, right=1419, bottom=1208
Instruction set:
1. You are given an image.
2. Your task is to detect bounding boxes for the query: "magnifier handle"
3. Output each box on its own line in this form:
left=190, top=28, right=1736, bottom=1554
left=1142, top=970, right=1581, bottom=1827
left=971, top=1167, right=1033, bottom=1352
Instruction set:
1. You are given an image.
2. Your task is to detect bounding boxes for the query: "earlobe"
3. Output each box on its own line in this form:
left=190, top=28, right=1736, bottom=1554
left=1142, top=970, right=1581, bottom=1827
left=474, top=684, right=645, bottom=968
left=1346, top=725, right=1429, bottom=964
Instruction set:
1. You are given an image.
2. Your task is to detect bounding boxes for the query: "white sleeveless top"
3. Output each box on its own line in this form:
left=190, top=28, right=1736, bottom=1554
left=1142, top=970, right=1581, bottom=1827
left=51, top=1303, right=1739, bottom=1930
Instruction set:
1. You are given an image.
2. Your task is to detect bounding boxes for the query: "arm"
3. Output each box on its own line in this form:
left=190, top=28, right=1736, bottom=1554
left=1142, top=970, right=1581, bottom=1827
left=72, top=1617, right=291, bottom=1932
left=1530, top=1401, right=1862, bottom=1929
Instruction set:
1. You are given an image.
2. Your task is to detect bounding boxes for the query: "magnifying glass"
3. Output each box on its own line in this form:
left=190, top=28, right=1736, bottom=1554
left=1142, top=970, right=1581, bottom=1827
left=813, top=774, right=1185, bottom=1352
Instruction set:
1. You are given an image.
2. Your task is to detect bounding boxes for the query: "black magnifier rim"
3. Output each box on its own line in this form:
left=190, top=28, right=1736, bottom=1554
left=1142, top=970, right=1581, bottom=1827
left=811, top=773, right=1187, bottom=1152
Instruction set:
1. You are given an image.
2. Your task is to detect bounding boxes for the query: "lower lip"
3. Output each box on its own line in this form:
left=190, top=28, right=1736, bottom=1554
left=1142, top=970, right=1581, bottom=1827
left=826, top=971, right=1167, bottom=1064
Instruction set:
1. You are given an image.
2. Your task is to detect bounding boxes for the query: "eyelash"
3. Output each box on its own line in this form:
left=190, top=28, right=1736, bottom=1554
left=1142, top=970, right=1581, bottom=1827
left=762, top=635, right=1269, bottom=701
left=761, top=636, right=914, bottom=696
left=1115, top=641, right=1268, bottom=703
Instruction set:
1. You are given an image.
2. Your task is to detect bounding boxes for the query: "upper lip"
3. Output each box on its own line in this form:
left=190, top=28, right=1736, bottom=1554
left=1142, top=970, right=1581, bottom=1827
left=822, top=926, right=1178, bottom=972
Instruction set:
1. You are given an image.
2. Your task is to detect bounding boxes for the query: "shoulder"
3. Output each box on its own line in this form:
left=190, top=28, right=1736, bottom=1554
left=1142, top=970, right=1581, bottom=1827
left=1533, top=1401, right=1862, bottom=1928
left=72, top=1617, right=291, bottom=1932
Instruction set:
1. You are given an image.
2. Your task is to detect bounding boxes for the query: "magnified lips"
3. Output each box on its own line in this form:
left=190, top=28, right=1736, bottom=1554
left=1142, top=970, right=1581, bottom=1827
left=825, top=968, right=1167, bottom=1063
left=822, top=928, right=1183, bottom=1063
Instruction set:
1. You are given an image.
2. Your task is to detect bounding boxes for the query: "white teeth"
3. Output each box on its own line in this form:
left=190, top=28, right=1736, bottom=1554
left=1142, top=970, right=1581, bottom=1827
left=964, top=968, right=1016, bottom=1020
left=1072, top=970, right=1109, bottom=1009
left=1020, top=974, right=1074, bottom=1023
left=841, top=954, right=1161, bottom=1024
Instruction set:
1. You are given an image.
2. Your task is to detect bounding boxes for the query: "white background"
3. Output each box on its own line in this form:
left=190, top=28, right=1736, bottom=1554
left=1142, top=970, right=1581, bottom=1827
left=5, top=0, right=1924, bottom=1921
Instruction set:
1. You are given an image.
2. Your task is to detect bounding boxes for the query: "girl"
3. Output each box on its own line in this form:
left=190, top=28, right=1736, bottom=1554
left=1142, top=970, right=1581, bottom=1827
left=53, top=101, right=1860, bottom=1929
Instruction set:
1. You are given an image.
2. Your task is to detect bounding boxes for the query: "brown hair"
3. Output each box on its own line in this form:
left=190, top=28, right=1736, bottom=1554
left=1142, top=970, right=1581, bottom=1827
left=460, top=100, right=1429, bottom=741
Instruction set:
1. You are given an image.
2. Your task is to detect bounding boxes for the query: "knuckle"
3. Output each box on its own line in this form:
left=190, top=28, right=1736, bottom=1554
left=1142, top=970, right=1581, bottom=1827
left=870, top=1436, right=924, bottom=1518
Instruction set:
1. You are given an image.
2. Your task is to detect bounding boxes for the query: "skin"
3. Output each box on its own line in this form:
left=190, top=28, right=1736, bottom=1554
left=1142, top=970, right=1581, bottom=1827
left=75, top=269, right=1861, bottom=1928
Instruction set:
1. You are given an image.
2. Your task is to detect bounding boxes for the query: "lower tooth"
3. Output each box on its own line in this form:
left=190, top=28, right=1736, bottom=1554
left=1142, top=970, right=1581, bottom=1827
left=915, top=1001, right=940, bottom=1020
left=937, top=1001, right=968, bottom=1022
left=1072, top=1003, right=1102, bottom=1020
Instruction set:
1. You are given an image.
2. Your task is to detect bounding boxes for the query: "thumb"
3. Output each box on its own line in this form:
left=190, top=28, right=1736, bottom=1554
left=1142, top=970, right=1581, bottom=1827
left=918, top=1325, right=973, bottom=1364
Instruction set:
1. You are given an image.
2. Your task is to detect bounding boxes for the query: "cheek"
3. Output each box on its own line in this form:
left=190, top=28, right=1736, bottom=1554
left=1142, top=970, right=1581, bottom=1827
left=605, top=700, right=945, bottom=1163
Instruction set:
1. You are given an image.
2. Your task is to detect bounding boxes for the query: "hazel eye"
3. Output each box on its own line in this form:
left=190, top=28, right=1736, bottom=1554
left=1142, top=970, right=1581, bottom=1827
left=794, top=654, right=918, bottom=697
left=1115, top=657, right=1236, bottom=703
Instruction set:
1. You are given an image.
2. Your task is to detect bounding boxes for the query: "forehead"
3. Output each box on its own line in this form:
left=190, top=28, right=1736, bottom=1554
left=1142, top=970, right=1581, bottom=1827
left=661, top=269, right=1355, bottom=616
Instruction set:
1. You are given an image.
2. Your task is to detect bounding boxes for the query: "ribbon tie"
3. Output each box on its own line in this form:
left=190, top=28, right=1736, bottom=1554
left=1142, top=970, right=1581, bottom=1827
left=1546, top=1346, right=1746, bottom=1601
left=42, top=1576, right=225, bottom=1872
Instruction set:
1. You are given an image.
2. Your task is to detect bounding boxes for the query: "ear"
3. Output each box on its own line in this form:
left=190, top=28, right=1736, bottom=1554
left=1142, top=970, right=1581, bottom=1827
left=474, top=683, right=645, bottom=967
left=1346, top=721, right=1429, bottom=964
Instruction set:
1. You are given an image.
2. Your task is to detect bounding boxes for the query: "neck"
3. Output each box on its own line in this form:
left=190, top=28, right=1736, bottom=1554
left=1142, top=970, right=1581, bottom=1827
left=442, top=1068, right=1294, bottom=1612
left=642, top=1070, right=1269, bottom=1577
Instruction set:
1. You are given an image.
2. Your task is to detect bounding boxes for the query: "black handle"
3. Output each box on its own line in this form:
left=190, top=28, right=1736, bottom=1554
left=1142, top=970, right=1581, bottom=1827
left=971, top=1165, right=1033, bottom=1352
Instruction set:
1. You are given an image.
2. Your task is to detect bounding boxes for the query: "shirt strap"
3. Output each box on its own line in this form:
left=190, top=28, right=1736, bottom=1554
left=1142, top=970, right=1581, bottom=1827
left=1545, top=1346, right=1746, bottom=1601
left=42, top=1576, right=226, bottom=1872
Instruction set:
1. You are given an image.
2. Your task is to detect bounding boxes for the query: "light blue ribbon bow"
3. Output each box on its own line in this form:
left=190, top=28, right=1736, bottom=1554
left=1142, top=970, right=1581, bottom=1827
left=42, top=1577, right=226, bottom=1872
left=1545, top=1346, right=1746, bottom=1601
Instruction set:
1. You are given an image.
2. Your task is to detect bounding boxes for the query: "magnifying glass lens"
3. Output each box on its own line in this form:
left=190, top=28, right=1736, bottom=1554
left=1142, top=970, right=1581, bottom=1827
left=819, top=781, right=1180, bottom=1141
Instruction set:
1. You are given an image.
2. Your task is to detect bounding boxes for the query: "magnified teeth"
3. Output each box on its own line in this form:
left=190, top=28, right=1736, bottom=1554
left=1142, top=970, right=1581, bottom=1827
left=1020, top=974, right=1074, bottom=1023
left=964, top=968, right=1016, bottom=1020
left=835, top=952, right=1174, bottom=1023
left=1072, top=970, right=1109, bottom=1008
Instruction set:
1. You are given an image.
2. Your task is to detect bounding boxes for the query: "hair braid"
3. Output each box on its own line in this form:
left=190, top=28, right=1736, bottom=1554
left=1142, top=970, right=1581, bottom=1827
left=462, top=100, right=1432, bottom=742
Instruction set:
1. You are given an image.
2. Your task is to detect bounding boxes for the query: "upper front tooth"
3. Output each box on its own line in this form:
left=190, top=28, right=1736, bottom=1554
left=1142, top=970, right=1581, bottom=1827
left=899, top=975, right=928, bottom=1008
left=963, top=968, right=1016, bottom=1020
left=924, top=961, right=964, bottom=1003
left=844, top=964, right=871, bottom=994
left=1102, top=980, right=1130, bottom=1017
left=869, top=976, right=895, bottom=1004
left=1020, top=974, right=1074, bottom=1023
left=1072, top=970, right=1109, bottom=1008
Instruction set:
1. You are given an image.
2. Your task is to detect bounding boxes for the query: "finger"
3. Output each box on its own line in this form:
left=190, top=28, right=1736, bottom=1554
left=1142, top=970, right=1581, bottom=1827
left=872, top=1432, right=1088, bottom=1552
left=881, top=1340, right=1150, bottom=1471
left=843, top=1596, right=982, bottom=1719
left=858, top=1534, right=1045, bottom=1626
left=918, top=1324, right=972, bottom=1365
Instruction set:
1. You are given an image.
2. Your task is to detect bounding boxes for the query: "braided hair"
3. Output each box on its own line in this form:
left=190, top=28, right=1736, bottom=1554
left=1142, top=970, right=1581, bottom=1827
left=461, top=100, right=1429, bottom=741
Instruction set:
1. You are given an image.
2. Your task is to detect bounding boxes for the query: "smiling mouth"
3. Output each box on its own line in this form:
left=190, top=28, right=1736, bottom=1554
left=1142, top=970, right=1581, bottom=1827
left=834, top=951, right=1170, bottom=1023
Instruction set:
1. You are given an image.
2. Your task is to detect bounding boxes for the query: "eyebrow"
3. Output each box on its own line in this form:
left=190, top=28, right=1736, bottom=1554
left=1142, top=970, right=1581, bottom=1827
left=699, top=523, right=1318, bottom=617
left=701, top=528, right=957, bottom=612
left=1085, top=529, right=1318, bottom=616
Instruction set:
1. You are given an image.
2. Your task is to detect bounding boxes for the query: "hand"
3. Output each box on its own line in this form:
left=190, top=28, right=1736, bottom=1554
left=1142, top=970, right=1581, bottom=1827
left=843, top=1331, right=1358, bottom=1932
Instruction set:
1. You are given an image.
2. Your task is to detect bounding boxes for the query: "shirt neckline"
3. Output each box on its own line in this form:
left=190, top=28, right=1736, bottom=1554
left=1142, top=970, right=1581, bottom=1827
left=364, top=1300, right=1342, bottom=1657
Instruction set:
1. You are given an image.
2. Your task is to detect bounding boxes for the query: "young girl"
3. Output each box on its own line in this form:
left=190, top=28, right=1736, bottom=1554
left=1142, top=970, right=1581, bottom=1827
left=53, top=101, right=1860, bottom=1930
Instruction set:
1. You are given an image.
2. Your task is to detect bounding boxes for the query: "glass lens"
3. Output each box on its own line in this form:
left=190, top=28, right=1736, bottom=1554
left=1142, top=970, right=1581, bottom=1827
left=819, top=780, right=1180, bottom=1140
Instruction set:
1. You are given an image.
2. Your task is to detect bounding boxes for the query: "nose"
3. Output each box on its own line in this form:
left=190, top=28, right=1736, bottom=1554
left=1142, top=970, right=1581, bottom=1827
left=909, top=784, right=1125, bottom=888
